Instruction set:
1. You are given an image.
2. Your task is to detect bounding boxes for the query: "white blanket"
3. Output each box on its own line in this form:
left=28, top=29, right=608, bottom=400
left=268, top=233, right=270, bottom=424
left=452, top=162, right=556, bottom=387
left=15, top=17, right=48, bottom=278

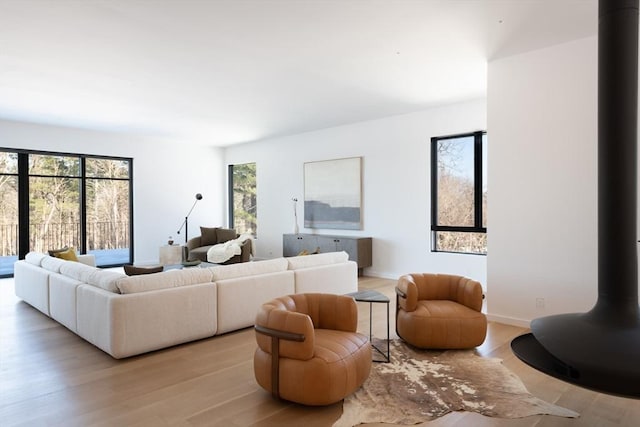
left=207, top=234, right=252, bottom=263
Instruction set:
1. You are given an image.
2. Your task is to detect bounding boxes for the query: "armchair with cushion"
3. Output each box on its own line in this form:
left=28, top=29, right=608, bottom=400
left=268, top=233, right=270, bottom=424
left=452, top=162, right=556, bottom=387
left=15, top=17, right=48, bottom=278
left=185, top=226, right=251, bottom=264
left=254, top=293, right=371, bottom=406
left=395, top=273, right=487, bottom=349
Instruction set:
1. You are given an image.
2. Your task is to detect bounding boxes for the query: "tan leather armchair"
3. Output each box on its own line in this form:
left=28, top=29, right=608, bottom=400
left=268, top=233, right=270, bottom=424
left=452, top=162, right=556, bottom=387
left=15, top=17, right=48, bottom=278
left=395, top=273, right=487, bottom=349
left=254, top=293, right=371, bottom=406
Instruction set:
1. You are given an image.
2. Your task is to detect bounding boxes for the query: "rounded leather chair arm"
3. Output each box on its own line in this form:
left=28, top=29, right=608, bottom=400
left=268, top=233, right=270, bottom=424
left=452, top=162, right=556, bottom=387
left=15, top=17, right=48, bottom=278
left=397, top=274, right=418, bottom=312
left=454, top=277, right=484, bottom=312
left=255, top=304, right=315, bottom=360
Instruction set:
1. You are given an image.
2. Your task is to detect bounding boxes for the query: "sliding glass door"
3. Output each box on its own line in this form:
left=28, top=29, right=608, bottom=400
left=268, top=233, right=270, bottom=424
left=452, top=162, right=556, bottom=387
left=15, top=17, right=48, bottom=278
left=85, top=158, right=131, bottom=265
left=0, top=149, right=133, bottom=277
left=28, top=154, right=81, bottom=253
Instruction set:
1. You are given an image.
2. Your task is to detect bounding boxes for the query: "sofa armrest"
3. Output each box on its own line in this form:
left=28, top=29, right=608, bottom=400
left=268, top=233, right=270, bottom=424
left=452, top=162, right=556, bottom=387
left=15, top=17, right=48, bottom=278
left=77, top=254, right=96, bottom=267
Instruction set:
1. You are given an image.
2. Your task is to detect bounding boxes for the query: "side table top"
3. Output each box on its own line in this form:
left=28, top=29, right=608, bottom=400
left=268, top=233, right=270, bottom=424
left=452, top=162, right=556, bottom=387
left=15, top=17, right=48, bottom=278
left=347, top=289, right=390, bottom=303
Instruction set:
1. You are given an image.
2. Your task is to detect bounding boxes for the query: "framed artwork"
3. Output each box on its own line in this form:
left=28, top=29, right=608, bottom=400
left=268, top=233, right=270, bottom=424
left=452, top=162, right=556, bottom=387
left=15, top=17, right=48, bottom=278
left=304, top=157, right=362, bottom=230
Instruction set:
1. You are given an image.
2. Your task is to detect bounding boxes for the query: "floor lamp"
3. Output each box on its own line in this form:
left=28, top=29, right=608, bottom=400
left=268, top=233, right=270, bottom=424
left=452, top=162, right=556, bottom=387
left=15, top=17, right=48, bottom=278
left=177, top=193, right=203, bottom=244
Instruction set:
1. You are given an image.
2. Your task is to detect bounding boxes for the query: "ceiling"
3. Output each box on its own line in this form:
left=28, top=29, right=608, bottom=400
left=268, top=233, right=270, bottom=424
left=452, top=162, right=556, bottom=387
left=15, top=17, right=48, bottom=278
left=0, top=0, right=597, bottom=147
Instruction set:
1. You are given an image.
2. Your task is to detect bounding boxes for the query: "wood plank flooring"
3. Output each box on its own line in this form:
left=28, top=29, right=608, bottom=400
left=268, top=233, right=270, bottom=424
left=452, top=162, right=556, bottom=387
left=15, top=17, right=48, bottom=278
left=1, top=275, right=639, bottom=426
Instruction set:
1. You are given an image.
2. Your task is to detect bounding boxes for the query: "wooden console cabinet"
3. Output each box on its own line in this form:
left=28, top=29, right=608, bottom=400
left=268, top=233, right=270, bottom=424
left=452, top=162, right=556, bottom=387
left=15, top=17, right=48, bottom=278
left=283, top=234, right=372, bottom=273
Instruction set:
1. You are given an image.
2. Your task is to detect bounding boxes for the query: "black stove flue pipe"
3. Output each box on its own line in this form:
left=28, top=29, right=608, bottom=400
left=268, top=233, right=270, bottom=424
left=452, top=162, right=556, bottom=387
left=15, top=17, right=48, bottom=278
left=511, top=0, right=640, bottom=398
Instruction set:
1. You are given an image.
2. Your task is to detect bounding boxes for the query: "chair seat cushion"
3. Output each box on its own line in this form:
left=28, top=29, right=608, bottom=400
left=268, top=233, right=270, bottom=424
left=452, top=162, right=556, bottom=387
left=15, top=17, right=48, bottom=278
left=397, top=300, right=487, bottom=349
left=312, top=329, right=370, bottom=363
left=254, top=329, right=371, bottom=406
left=413, top=300, right=484, bottom=319
left=187, top=245, right=213, bottom=262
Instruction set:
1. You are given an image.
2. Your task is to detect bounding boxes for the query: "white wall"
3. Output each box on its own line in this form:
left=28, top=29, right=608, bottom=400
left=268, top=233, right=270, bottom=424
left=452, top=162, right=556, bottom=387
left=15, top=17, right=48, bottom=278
left=0, top=119, right=226, bottom=265
left=225, top=99, right=488, bottom=283
left=487, top=36, right=598, bottom=326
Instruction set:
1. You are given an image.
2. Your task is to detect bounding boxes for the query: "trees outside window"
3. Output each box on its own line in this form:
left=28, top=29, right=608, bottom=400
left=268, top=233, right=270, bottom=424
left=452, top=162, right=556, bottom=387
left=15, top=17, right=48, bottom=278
left=85, top=158, right=131, bottom=265
left=28, top=154, right=81, bottom=253
left=228, top=163, right=257, bottom=235
left=0, top=149, right=132, bottom=277
left=431, top=131, right=487, bottom=254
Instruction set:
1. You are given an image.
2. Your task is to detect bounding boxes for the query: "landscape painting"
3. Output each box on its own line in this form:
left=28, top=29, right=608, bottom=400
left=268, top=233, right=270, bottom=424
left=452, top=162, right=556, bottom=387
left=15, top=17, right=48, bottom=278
left=304, top=157, right=362, bottom=230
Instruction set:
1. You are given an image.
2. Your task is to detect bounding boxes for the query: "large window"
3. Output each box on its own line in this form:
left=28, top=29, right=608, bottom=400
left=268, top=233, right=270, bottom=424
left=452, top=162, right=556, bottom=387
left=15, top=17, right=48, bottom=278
left=0, top=149, right=132, bottom=277
left=431, top=131, right=487, bottom=254
left=0, top=153, right=18, bottom=276
left=85, top=158, right=131, bottom=265
left=228, top=163, right=257, bottom=235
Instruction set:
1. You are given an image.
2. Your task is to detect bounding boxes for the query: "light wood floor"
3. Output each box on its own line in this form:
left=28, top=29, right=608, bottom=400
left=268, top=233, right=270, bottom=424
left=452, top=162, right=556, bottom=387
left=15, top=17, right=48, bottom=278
left=1, top=275, right=639, bottom=426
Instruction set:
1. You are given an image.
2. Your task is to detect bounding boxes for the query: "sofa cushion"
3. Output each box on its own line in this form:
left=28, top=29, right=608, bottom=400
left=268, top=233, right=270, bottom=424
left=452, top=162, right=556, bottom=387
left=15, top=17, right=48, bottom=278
left=209, top=258, right=288, bottom=281
left=83, top=270, right=126, bottom=293
left=216, top=228, right=237, bottom=243
left=49, top=274, right=83, bottom=332
left=200, top=227, right=218, bottom=246
left=14, top=260, right=51, bottom=316
left=41, top=255, right=67, bottom=273
left=60, top=260, right=98, bottom=282
left=116, top=267, right=213, bottom=294
left=287, top=251, right=349, bottom=270
left=25, top=252, right=47, bottom=266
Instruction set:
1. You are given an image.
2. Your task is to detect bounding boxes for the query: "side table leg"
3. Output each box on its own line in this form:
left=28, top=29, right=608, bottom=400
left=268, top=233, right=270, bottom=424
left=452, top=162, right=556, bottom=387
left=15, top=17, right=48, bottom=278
left=386, top=301, right=390, bottom=362
left=369, top=302, right=373, bottom=342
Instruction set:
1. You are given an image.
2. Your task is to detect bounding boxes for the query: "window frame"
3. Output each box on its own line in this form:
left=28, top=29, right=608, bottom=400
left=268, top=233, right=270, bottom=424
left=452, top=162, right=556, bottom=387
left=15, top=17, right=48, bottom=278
left=0, top=147, right=133, bottom=277
left=430, top=130, right=487, bottom=255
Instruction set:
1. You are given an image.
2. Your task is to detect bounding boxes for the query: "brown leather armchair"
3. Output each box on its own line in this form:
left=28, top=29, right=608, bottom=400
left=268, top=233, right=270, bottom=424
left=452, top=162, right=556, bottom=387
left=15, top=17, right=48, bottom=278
left=184, top=227, right=251, bottom=264
left=395, top=273, right=487, bottom=349
left=254, top=293, right=371, bottom=406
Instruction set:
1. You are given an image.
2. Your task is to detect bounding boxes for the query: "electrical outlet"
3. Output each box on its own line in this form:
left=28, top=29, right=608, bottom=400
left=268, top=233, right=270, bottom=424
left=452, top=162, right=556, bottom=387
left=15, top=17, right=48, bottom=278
left=536, top=298, right=545, bottom=309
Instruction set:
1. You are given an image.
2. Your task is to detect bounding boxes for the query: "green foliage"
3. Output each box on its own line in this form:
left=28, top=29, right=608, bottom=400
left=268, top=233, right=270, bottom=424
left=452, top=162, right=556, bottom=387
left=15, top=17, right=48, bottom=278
left=0, top=152, right=131, bottom=255
left=232, top=163, right=257, bottom=235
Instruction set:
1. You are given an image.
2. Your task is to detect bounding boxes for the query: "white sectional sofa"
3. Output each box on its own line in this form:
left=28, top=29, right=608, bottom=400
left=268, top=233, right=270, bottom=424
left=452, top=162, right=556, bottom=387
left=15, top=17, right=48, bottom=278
left=14, top=251, right=357, bottom=359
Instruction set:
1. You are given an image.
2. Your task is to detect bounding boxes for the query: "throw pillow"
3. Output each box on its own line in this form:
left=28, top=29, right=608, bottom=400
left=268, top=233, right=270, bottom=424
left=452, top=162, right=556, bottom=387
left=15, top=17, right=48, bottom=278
left=123, top=265, right=164, bottom=276
left=216, top=228, right=237, bottom=243
left=49, top=246, right=79, bottom=262
left=48, top=246, right=69, bottom=256
left=200, top=227, right=218, bottom=246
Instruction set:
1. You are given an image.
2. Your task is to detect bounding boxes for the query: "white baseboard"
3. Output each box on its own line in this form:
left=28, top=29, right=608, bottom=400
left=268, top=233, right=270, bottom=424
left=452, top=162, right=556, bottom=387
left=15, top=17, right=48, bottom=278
left=362, top=269, right=401, bottom=280
left=487, top=314, right=531, bottom=328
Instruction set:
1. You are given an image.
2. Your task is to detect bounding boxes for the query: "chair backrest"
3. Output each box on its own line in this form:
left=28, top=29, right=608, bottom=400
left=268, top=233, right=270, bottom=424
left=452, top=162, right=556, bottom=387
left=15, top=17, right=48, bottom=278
left=255, top=293, right=358, bottom=361
left=404, top=273, right=483, bottom=312
left=272, top=293, right=358, bottom=332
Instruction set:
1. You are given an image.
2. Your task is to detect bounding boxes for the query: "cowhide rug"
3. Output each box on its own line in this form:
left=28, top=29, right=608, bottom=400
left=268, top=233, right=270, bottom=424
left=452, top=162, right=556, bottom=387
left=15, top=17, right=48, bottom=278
left=334, top=339, right=579, bottom=426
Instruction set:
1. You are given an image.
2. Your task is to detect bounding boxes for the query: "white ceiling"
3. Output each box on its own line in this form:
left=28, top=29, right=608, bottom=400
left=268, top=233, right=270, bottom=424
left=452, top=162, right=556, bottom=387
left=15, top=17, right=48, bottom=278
left=0, top=0, right=597, bottom=146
